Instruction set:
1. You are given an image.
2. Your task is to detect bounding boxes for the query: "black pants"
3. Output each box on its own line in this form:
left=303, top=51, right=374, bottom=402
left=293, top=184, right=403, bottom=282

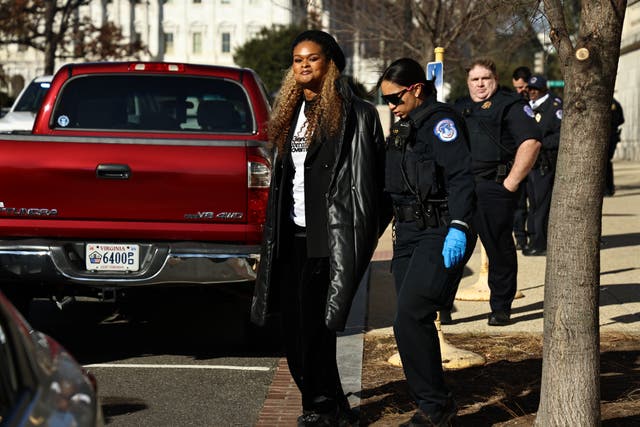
left=473, top=179, right=518, bottom=313
left=605, top=157, right=615, bottom=195
left=392, top=221, right=476, bottom=417
left=279, top=231, right=348, bottom=414
left=526, top=165, right=555, bottom=251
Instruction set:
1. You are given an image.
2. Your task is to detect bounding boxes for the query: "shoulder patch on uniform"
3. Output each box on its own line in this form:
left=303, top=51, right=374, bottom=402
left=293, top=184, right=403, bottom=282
left=433, top=119, right=458, bottom=142
left=524, top=105, right=535, bottom=118
left=554, top=97, right=563, bottom=104
left=556, top=109, right=563, bottom=120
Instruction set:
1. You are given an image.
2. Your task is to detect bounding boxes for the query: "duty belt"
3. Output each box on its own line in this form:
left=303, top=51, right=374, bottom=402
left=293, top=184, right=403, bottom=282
left=392, top=202, right=450, bottom=229
left=475, top=162, right=512, bottom=184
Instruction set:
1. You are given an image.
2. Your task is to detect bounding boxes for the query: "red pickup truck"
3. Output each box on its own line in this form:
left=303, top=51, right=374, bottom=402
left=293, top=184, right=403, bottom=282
left=0, top=62, right=272, bottom=313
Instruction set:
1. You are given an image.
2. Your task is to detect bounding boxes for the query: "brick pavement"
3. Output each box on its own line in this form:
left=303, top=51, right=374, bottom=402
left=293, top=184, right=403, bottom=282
left=254, top=358, right=301, bottom=426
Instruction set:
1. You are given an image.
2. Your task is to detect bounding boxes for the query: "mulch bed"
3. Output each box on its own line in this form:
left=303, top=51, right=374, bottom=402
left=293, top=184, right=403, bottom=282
left=359, top=332, right=640, bottom=426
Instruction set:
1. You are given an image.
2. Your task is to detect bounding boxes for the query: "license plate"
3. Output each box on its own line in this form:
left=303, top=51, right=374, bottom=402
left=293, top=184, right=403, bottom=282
left=85, top=243, right=140, bottom=271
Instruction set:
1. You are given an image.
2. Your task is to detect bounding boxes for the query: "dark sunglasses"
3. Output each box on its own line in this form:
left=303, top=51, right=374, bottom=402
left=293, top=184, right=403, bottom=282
left=382, top=84, right=418, bottom=105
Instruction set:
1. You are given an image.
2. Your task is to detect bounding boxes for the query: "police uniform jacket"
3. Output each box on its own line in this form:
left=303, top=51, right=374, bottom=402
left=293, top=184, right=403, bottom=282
left=385, top=98, right=475, bottom=230
left=532, top=94, right=562, bottom=152
left=250, top=79, right=390, bottom=332
left=454, top=87, right=541, bottom=177
left=609, top=99, right=625, bottom=158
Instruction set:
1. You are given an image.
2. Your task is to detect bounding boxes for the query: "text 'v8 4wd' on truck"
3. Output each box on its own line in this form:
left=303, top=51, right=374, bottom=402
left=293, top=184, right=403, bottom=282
left=0, top=62, right=273, bottom=314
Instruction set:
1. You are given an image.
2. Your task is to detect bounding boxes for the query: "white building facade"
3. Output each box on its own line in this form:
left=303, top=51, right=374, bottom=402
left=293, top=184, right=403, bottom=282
left=616, top=0, right=640, bottom=161
left=0, top=0, right=306, bottom=97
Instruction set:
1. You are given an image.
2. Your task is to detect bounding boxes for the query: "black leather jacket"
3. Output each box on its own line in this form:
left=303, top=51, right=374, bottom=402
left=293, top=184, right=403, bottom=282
left=250, top=80, right=390, bottom=331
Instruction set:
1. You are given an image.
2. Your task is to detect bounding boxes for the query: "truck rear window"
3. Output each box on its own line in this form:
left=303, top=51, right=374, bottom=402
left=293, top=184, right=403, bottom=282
left=51, top=75, right=254, bottom=133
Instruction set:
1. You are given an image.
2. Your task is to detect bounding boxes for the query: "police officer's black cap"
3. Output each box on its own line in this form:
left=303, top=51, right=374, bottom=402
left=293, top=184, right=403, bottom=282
left=292, top=30, right=346, bottom=72
left=528, top=74, right=548, bottom=90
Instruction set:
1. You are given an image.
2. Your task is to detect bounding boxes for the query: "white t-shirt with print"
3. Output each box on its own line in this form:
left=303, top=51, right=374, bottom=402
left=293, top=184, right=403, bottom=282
left=290, top=102, right=308, bottom=227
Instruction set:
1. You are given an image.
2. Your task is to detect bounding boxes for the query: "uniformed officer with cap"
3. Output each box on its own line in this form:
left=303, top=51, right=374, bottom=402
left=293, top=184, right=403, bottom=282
left=454, top=58, right=542, bottom=326
left=524, top=74, right=563, bottom=256
left=378, top=58, right=476, bottom=427
left=606, top=98, right=624, bottom=196
left=511, top=66, right=533, bottom=250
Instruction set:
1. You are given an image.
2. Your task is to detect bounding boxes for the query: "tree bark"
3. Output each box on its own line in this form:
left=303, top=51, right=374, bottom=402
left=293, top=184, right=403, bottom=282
left=535, top=1, right=626, bottom=425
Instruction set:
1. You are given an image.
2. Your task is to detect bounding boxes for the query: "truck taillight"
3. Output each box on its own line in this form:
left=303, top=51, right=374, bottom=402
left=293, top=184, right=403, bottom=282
left=248, top=149, right=271, bottom=224
left=249, top=161, right=270, bottom=188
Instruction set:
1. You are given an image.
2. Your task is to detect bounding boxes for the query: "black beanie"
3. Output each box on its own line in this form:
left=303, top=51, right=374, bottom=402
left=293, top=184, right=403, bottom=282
left=291, top=30, right=346, bottom=73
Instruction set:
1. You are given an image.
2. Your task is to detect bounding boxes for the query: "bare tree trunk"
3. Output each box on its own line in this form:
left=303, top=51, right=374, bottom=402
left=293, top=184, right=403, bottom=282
left=535, top=1, right=626, bottom=425
left=43, top=1, right=57, bottom=75
left=128, top=0, right=136, bottom=55
left=156, top=0, right=165, bottom=61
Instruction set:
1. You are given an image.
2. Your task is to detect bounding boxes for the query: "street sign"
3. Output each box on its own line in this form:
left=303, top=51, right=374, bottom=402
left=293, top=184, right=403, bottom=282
left=426, top=61, right=444, bottom=102
left=548, top=80, right=565, bottom=88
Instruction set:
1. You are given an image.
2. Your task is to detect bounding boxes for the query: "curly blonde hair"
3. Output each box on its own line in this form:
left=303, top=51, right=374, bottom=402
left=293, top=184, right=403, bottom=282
left=268, top=61, right=344, bottom=153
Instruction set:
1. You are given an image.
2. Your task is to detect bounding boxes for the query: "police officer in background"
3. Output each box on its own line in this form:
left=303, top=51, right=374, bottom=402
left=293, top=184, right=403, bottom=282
left=511, top=66, right=533, bottom=250
left=523, top=74, right=562, bottom=256
left=605, top=98, right=625, bottom=196
left=511, top=66, right=531, bottom=99
left=378, top=58, right=476, bottom=426
left=454, top=58, right=541, bottom=326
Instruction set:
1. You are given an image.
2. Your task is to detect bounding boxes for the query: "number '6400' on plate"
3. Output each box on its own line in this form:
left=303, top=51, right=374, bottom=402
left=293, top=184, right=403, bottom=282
left=85, top=243, right=140, bottom=271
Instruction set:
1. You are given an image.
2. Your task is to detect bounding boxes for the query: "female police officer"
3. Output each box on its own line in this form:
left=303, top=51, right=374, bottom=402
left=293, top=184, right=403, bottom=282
left=378, top=58, right=476, bottom=426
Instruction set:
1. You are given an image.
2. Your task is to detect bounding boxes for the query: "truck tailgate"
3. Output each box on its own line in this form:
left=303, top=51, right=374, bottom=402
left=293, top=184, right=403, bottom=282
left=0, top=137, right=251, bottom=226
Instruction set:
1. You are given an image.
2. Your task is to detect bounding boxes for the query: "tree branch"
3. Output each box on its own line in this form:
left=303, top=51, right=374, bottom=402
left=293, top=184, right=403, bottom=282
left=543, top=0, right=575, bottom=58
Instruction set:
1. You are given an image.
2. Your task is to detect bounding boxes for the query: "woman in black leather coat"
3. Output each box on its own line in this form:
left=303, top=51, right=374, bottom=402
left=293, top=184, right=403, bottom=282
left=250, top=30, right=389, bottom=426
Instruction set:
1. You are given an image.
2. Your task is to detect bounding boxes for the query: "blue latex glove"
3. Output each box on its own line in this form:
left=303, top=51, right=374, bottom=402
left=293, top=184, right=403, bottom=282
left=442, top=228, right=467, bottom=268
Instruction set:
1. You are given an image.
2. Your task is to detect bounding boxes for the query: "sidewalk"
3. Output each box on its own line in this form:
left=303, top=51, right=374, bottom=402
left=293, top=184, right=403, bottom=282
left=256, top=160, right=640, bottom=426
left=367, top=160, right=640, bottom=336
